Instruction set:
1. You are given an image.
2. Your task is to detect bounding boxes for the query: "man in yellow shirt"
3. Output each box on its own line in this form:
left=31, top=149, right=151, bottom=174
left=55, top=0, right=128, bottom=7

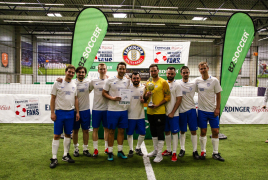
left=144, top=64, right=171, bottom=163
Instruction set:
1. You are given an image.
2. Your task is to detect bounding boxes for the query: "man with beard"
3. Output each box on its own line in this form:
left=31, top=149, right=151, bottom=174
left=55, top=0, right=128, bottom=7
left=102, top=62, right=130, bottom=161
left=127, top=72, right=146, bottom=157
left=72, top=66, right=92, bottom=157
left=50, top=65, right=79, bottom=168
left=144, top=64, right=171, bottom=163
left=56, top=66, right=92, bottom=158
left=89, top=63, right=109, bottom=157
left=196, top=62, right=224, bottom=161
left=161, top=66, right=182, bottom=162
left=178, top=66, right=199, bottom=159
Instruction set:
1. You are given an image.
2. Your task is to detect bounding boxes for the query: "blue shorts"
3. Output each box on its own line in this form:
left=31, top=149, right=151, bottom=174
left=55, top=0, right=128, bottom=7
left=73, top=109, right=91, bottom=130
left=107, top=110, right=128, bottom=130
left=92, top=110, right=108, bottom=128
left=179, top=109, right=198, bottom=132
left=54, top=110, right=74, bottom=135
left=126, top=119, right=146, bottom=135
left=164, top=116, right=180, bottom=134
left=197, top=110, right=219, bottom=129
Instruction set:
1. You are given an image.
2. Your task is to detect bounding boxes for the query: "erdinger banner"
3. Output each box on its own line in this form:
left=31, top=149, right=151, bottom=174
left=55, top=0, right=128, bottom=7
left=94, top=41, right=190, bottom=68
left=220, top=13, right=255, bottom=115
left=71, top=8, right=108, bottom=76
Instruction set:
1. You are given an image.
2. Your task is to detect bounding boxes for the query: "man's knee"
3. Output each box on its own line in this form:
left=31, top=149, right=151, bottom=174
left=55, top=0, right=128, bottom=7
left=54, top=134, right=61, bottom=140
left=200, top=128, right=207, bottom=136
left=93, top=128, right=99, bottom=132
left=211, top=128, right=219, bottom=136
left=165, top=131, right=171, bottom=135
left=118, top=128, right=124, bottom=134
left=73, top=129, right=79, bottom=134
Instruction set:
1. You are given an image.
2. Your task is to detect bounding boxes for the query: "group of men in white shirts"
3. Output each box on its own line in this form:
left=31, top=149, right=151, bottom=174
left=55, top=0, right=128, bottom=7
left=49, top=61, right=224, bottom=168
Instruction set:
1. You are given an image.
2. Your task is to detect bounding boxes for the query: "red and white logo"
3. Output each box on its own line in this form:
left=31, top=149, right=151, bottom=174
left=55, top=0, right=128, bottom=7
left=122, top=45, right=145, bottom=66
left=154, top=52, right=167, bottom=63
left=15, top=104, right=27, bottom=117
left=0, top=105, right=10, bottom=110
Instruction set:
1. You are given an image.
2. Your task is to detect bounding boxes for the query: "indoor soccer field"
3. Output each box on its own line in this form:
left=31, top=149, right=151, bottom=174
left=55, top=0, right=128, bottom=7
left=1, top=124, right=268, bottom=180
left=2, top=1, right=268, bottom=180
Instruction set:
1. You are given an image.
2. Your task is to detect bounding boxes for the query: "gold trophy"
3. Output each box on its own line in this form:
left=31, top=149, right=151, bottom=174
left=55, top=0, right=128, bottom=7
left=147, top=77, right=155, bottom=107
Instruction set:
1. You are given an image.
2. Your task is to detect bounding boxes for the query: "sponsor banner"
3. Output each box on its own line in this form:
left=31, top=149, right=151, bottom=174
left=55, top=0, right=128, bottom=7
left=93, top=41, right=190, bottom=68
left=71, top=8, right=108, bottom=77
left=0, top=94, right=52, bottom=123
left=193, top=96, right=268, bottom=124
left=0, top=95, right=267, bottom=124
left=94, top=44, right=113, bottom=62
left=157, top=64, right=184, bottom=80
left=15, top=98, right=40, bottom=118
left=220, top=13, right=255, bottom=115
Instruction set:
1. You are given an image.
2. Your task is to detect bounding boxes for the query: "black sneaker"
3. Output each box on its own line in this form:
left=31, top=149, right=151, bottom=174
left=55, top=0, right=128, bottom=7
left=83, top=150, right=91, bottom=157
left=50, top=158, right=58, bottom=168
left=212, top=153, right=225, bottom=162
left=62, top=153, right=75, bottom=163
left=178, top=149, right=185, bottom=157
left=128, top=150, right=134, bottom=157
left=200, top=151, right=206, bottom=160
left=193, top=151, right=199, bottom=160
left=135, top=148, right=144, bottom=156
left=73, top=149, right=79, bottom=157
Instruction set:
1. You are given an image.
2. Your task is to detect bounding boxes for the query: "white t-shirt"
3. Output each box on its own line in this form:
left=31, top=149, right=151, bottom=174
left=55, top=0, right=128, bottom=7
left=178, top=79, right=196, bottom=113
left=195, top=75, right=222, bottom=112
left=165, top=80, right=182, bottom=116
left=103, top=76, right=130, bottom=111
left=75, top=79, right=91, bottom=111
left=128, top=84, right=145, bottom=119
left=89, top=78, right=108, bottom=111
left=51, top=80, right=77, bottom=110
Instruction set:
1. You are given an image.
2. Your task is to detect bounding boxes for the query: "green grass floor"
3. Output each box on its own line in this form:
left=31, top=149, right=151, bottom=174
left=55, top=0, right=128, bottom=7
left=1, top=124, right=268, bottom=180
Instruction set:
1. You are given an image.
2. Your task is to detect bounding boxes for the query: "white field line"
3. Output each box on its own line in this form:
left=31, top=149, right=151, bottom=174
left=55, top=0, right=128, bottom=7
left=141, top=141, right=156, bottom=180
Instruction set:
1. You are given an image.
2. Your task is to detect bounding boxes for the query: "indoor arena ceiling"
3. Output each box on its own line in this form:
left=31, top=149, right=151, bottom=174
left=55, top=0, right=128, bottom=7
left=1, top=0, right=268, bottom=42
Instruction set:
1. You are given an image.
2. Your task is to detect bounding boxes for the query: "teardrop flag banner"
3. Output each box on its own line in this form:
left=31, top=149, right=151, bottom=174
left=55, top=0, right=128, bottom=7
left=220, top=12, right=255, bottom=116
left=71, top=8, right=108, bottom=76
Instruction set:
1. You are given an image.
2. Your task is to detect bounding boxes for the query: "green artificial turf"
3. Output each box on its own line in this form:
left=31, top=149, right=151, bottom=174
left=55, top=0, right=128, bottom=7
left=0, top=124, right=268, bottom=180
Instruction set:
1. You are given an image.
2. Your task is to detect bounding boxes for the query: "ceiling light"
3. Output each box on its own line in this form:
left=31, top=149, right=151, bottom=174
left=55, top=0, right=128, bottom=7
left=113, top=13, right=127, bottom=18
left=197, top=8, right=268, bottom=13
left=45, top=4, right=64, bottom=6
left=84, top=4, right=122, bottom=7
left=142, top=39, right=152, bottom=41
left=54, top=13, right=62, bottom=17
left=180, top=24, right=225, bottom=28
left=132, top=39, right=141, bottom=40
left=0, top=2, right=25, bottom=5
left=258, top=37, right=268, bottom=41
left=141, top=6, right=178, bottom=9
left=258, top=28, right=267, bottom=32
left=192, top=17, right=207, bottom=21
left=47, top=13, right=55, bottom=17
left=4, top=20, right=74, bottom=24
left=109, top=23, right=122, bottom=24
left=137, top=23, right=165, bottom=26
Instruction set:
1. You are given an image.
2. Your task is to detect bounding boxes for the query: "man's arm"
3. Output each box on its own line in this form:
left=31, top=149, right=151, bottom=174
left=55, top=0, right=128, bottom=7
left=75, top=96, right=80, bottom=121
left=168, top=96, right=182, bottom=118
left=50, top=95, right=56, bottom=121
left=102, top=90, right=121, bottom=101
left=214, top=92, right=221, bottom=117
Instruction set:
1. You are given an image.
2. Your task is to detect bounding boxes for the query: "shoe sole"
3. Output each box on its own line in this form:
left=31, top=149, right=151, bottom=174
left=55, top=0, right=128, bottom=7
left=178, top=155, right=184, bottom=157
left=107, top=158, right=114, bottom=161
left=92, top=154, right=98, bottom=158
left=193, top=156, right=200, bottom=160
left=171, top=159, right=177, bottom=162
left=153, top=159, right=163, bottom=163
left=73, top=154, right=79, bottom=157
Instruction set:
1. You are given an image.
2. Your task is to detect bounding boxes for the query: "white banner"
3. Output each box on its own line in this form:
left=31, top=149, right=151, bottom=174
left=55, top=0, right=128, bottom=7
left=94, top=41, right=191, bottom=67
left=1, top=94, right=268, bottom=124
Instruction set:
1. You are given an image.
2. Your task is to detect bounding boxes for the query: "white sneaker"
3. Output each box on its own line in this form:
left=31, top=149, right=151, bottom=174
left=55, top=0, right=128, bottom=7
left=153, top=154, right=163, bottom=163
left=147, top=150, right=158, bottom=157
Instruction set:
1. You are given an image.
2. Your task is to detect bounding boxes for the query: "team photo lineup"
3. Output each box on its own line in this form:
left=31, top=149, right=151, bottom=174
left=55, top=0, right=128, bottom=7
left=49, top=61, right=224, bottom=168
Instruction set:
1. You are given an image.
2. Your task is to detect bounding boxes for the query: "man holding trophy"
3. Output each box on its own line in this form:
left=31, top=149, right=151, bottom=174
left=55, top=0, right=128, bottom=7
left=144, top=64, right=171, bottom=163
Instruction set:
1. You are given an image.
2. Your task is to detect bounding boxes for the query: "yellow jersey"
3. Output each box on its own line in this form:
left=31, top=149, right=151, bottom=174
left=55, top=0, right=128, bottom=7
left=146, top=77, right=170, bottom=115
